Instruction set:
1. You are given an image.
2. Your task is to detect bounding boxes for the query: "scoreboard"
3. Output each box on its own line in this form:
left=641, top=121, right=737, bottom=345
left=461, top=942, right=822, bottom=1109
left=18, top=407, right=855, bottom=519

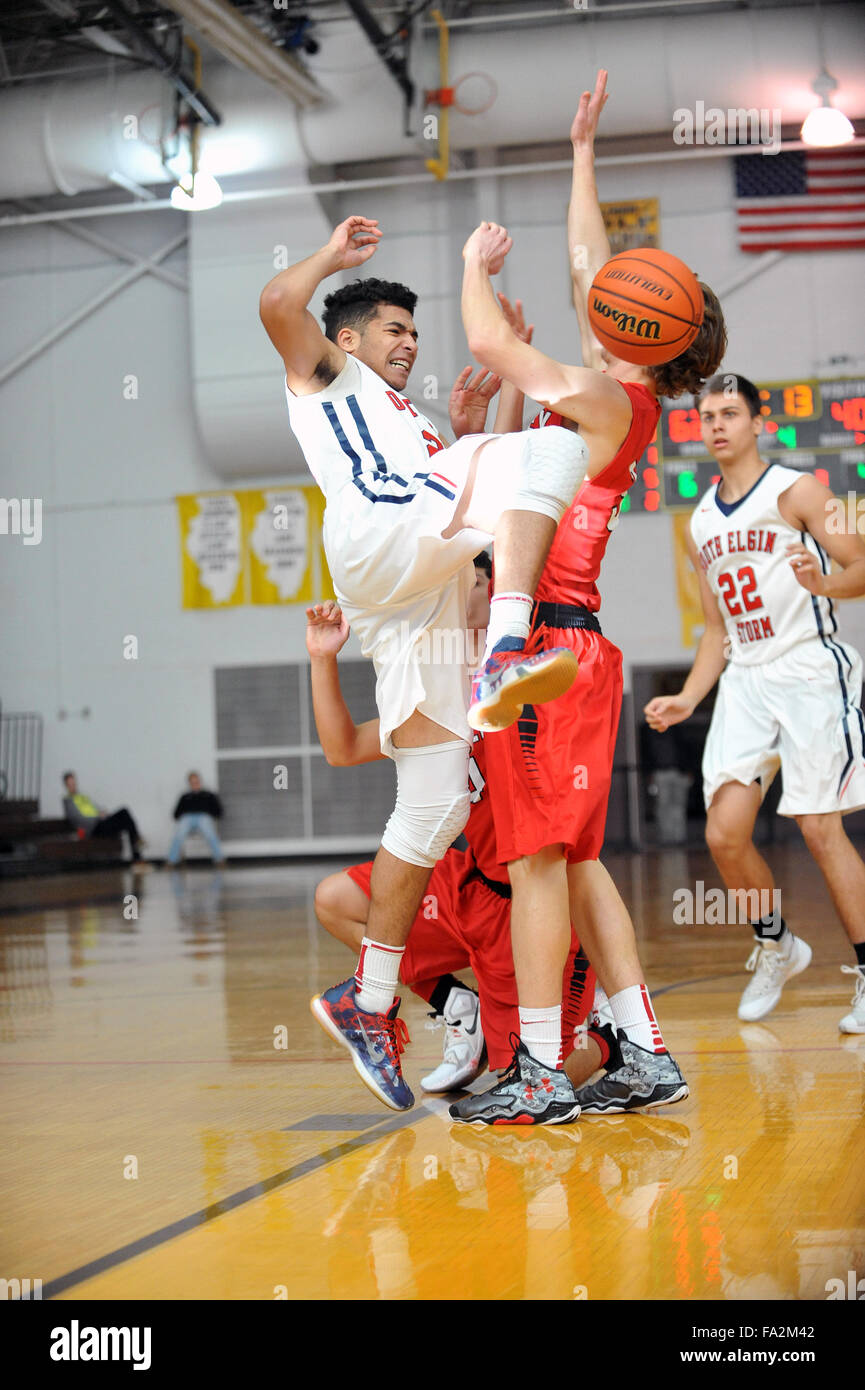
left=622, top=377, right=865, bottom=514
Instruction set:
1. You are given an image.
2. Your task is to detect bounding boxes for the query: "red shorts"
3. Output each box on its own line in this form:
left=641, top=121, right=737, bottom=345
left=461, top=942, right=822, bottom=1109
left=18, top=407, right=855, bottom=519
left=346, top=847, right=594, bottom=1069
left=484, top=627, right=623, bottom=863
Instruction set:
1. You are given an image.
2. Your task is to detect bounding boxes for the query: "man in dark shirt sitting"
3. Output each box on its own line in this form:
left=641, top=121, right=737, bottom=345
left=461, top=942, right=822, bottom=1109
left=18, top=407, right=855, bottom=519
left=167, top=772, right=225, bottom=866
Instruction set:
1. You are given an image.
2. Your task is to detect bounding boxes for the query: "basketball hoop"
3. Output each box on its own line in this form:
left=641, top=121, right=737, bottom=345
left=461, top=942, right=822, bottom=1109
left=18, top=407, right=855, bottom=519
left=451, top=72, right=498, bottom=117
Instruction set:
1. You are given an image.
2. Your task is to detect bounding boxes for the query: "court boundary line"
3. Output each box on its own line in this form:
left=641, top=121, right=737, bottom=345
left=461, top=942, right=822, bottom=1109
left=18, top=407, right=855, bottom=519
left=33, top=967, right=859, bottom=1298
left=39, top=1104, right=428, bottom=1300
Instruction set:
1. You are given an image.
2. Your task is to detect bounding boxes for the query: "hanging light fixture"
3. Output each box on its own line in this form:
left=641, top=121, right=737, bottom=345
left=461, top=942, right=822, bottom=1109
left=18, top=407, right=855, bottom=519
left=800, top=0, right=854, bottom=149
left=170, top=170, right=223, bottom=211
left=801, top=69, right=855, bottom=148
left=169, top=35, right=224, bottom=211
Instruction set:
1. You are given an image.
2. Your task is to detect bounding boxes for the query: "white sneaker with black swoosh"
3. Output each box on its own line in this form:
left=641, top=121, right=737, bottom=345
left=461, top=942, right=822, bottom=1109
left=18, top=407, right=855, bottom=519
left=421, top=986, right=487, bottom=1092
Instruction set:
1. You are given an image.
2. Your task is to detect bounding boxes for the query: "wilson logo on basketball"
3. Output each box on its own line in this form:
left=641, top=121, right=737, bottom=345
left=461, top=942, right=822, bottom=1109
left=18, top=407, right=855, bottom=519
left=591, top=298, right=662, bottom=340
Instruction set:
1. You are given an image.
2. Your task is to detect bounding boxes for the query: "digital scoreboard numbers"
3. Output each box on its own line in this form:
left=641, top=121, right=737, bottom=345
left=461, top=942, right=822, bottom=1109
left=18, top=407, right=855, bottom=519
left=626, top=377, right=865, bottom=511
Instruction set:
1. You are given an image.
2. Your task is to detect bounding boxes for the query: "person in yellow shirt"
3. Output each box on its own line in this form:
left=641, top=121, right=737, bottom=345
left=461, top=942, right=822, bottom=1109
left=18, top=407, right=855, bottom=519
left=62, top=771, right=149, bottom=869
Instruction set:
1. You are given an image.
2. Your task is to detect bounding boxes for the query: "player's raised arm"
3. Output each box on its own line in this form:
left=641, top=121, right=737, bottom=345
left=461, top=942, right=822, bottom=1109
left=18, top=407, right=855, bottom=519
left=259, top=216, right=381, bottom=396
left=493, top=293, right=534, bottom=433
left=782, top=475, right=865, bottom=600
left=461, top=222, right=631, bottom=444
left=306, top=602, right=384, bottom=766
left=568, top=69, right=612, bottom=370
left=644, top=531, right=729, bottom=731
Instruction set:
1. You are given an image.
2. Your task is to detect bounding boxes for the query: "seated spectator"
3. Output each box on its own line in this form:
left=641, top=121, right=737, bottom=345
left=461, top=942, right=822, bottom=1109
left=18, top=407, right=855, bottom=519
left=167, top=772, right=225, bottom=866
left=62, top=771, right=149, bottom=868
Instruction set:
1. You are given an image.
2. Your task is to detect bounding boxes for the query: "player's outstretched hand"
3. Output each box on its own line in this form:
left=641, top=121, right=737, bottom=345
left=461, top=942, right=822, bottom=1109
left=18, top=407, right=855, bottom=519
left=306, top=601, right=350, bottom=658
left=786, top=543, right=825, bottom=596
left=496, top=293, right=534, bottom=345
left=326, top=216, right=382, bottom=270
left=644, top=694, right=695, bottom=732
left=462, top=221, right=512, bottom=273
left=449, top=366, right=502, bottom=438
left=571, top=68, right=609, bottom=148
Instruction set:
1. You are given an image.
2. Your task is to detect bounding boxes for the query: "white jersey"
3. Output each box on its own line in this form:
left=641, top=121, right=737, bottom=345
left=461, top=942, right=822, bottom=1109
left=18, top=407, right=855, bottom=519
left=690, top=463, right=835, bottom=666
left=285, top=355, right=450, bottom=506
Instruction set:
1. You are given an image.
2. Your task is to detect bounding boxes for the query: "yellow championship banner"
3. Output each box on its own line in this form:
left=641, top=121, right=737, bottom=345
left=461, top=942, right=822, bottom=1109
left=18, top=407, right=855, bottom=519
left=177, top=487, right=332, bottom=608
left=177, top=491, right=245, bottom=609
left=672, top=511, right=704, bottom=649
left=601, top=198, right=659, bottom=254
left=309, top=488, right=337, bottom=602
left=244, top=488, right=316, bottom=606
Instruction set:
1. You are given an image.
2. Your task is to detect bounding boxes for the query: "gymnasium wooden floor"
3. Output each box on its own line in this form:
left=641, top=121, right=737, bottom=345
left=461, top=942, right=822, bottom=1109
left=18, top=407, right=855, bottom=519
left=2, top=846, right=863, bottom=1303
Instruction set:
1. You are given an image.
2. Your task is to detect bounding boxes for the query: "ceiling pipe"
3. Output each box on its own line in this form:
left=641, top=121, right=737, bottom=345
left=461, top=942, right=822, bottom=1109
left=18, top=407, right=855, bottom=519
left=6, top=136, right=860, bottom=230
left=162, top=0, right=325, bottom=108
left=0, top=7, right=862, bottom=200
left=101, top=0, right=222, bottom=126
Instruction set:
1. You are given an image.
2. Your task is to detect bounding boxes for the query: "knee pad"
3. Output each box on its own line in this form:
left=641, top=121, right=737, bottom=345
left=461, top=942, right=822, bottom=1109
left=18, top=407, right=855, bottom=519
left=513, top=426, right=589, bottom=526
left=381, top=740, right=471, bottom=868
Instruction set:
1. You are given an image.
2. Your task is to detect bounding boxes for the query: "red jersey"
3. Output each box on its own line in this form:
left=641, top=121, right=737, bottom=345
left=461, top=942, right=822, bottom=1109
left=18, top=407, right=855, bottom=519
left=464, top=730, right=509, bottom=882
left=529, top=382, right=660, bottom=610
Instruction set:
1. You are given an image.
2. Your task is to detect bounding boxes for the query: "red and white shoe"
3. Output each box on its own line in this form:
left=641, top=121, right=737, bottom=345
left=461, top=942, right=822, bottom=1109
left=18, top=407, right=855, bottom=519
left=467, top=647, right=579, bottom=733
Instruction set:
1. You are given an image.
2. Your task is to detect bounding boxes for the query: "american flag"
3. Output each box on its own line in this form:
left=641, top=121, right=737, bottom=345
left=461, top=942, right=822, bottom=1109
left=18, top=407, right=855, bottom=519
left=734, top=147, right=865, bottom=253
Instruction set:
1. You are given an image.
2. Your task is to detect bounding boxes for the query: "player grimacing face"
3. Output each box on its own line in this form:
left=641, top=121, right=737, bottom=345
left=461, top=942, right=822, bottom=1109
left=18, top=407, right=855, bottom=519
left=350, top=304, right=419, bottom=391
left=699, top=392, right=762, bottom=464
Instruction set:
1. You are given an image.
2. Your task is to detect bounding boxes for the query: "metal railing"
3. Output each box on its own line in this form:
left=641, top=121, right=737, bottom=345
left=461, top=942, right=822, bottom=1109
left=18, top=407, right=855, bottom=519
left=0, top=712, right=43, bottom=808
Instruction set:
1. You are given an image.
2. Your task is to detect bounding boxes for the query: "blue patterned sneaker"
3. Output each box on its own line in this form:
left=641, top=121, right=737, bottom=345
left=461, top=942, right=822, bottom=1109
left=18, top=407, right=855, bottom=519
left=310, top=977, right=414, bottom=1111
left=467, top=647, right=579, bottom=733
left=448, top=1038, right=581, bottom=1126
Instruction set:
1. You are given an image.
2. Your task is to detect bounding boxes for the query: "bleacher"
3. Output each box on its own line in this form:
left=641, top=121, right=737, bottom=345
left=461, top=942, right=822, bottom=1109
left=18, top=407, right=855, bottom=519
left=0, top=709, right=124, bottom=877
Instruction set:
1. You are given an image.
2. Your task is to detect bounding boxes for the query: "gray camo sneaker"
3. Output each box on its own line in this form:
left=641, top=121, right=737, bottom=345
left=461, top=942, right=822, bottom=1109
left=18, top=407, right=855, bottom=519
left=574, top=1035, right=689, bottom=1113
left=448, top=1038, right=581, bottom=1126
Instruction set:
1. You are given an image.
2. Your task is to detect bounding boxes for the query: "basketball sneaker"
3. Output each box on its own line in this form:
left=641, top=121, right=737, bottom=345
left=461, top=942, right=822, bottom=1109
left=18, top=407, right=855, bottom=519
left=737, top=931, right=812, bottom=1022
left=448, top=1038, right=581, bottom=1126
left=310, top=977, right=414, bottom=1111
left=839, top=965, right=865, bottom=1034
left=421, top=985, right=487, bottom=1092
left=467, top=647, right=578, bottom=733
left=573, top=1036, right=689, bottom=1113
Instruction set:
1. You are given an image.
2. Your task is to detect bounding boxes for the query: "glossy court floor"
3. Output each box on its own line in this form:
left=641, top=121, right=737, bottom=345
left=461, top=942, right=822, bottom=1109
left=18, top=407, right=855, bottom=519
left=2, top=847, right=863, bottom=1302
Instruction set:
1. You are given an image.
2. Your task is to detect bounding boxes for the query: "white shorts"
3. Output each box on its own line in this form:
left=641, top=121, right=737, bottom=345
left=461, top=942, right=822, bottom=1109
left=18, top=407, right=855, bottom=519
left=323, top=433, right=494, bottom=756
left=703, top=637, right=865, bottom=817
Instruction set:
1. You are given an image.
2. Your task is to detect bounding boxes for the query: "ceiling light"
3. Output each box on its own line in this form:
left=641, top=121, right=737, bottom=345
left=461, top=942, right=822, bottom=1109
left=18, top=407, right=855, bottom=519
left=801, top=69, right=854, bottom=148
left=170, top=172, right=223, bottom=211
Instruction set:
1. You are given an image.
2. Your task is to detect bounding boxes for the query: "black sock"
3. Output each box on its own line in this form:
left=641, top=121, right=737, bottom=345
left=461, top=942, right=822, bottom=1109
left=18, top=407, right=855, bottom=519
left=855, top=942, right=865, bottom=971
left=429, top=974, right=471, bottom=1016
left=752, top=913, right=787, bottom=943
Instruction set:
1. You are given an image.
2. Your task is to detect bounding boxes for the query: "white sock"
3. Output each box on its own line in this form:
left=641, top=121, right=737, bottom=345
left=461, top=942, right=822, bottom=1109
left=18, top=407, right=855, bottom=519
left=609, top=984, right=666, bottom=1054
left=482, top=592, right=533, bottom=663
left=355, top=937, right=404, bottom=1015
left=519, top=1005, right=563, bottom=1069
left=592, top=983, right=610, bottom=1024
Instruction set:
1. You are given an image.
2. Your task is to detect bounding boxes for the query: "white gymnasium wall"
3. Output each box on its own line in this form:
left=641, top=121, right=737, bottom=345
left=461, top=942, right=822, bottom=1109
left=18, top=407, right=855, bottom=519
left=1, top=154, right=864, bottom=854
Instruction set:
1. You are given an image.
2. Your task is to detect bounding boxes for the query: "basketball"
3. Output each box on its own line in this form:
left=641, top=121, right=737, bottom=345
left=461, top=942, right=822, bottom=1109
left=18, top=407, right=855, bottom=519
left=588, top=248, right=704, bottom=365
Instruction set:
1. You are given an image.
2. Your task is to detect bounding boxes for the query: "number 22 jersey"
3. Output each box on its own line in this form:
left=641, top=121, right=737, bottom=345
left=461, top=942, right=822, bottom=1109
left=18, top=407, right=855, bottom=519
left=690, top=463, right=835, bottom=666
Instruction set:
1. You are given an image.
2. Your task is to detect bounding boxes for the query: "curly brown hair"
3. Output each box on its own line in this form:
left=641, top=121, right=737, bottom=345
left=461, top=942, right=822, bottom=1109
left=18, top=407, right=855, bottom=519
left=647, top=282, right=727, bottom=399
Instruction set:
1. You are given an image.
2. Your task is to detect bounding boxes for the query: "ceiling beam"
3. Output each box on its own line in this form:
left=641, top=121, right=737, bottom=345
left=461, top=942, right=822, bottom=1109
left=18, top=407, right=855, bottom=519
left=162, top=0, right=324, bottom=108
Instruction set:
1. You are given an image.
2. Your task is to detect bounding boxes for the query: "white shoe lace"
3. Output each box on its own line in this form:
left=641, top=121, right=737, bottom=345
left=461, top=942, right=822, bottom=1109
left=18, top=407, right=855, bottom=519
left=841, top=964, right=865, bottom=1012
left=425, top=998, right=479, bottom=1067
left=744, top=941, right=787, bottom=994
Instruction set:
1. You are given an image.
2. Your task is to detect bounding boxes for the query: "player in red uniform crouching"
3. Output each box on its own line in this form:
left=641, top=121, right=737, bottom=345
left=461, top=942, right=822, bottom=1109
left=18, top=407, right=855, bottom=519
left=306, top=577, right=618, bottom=1120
